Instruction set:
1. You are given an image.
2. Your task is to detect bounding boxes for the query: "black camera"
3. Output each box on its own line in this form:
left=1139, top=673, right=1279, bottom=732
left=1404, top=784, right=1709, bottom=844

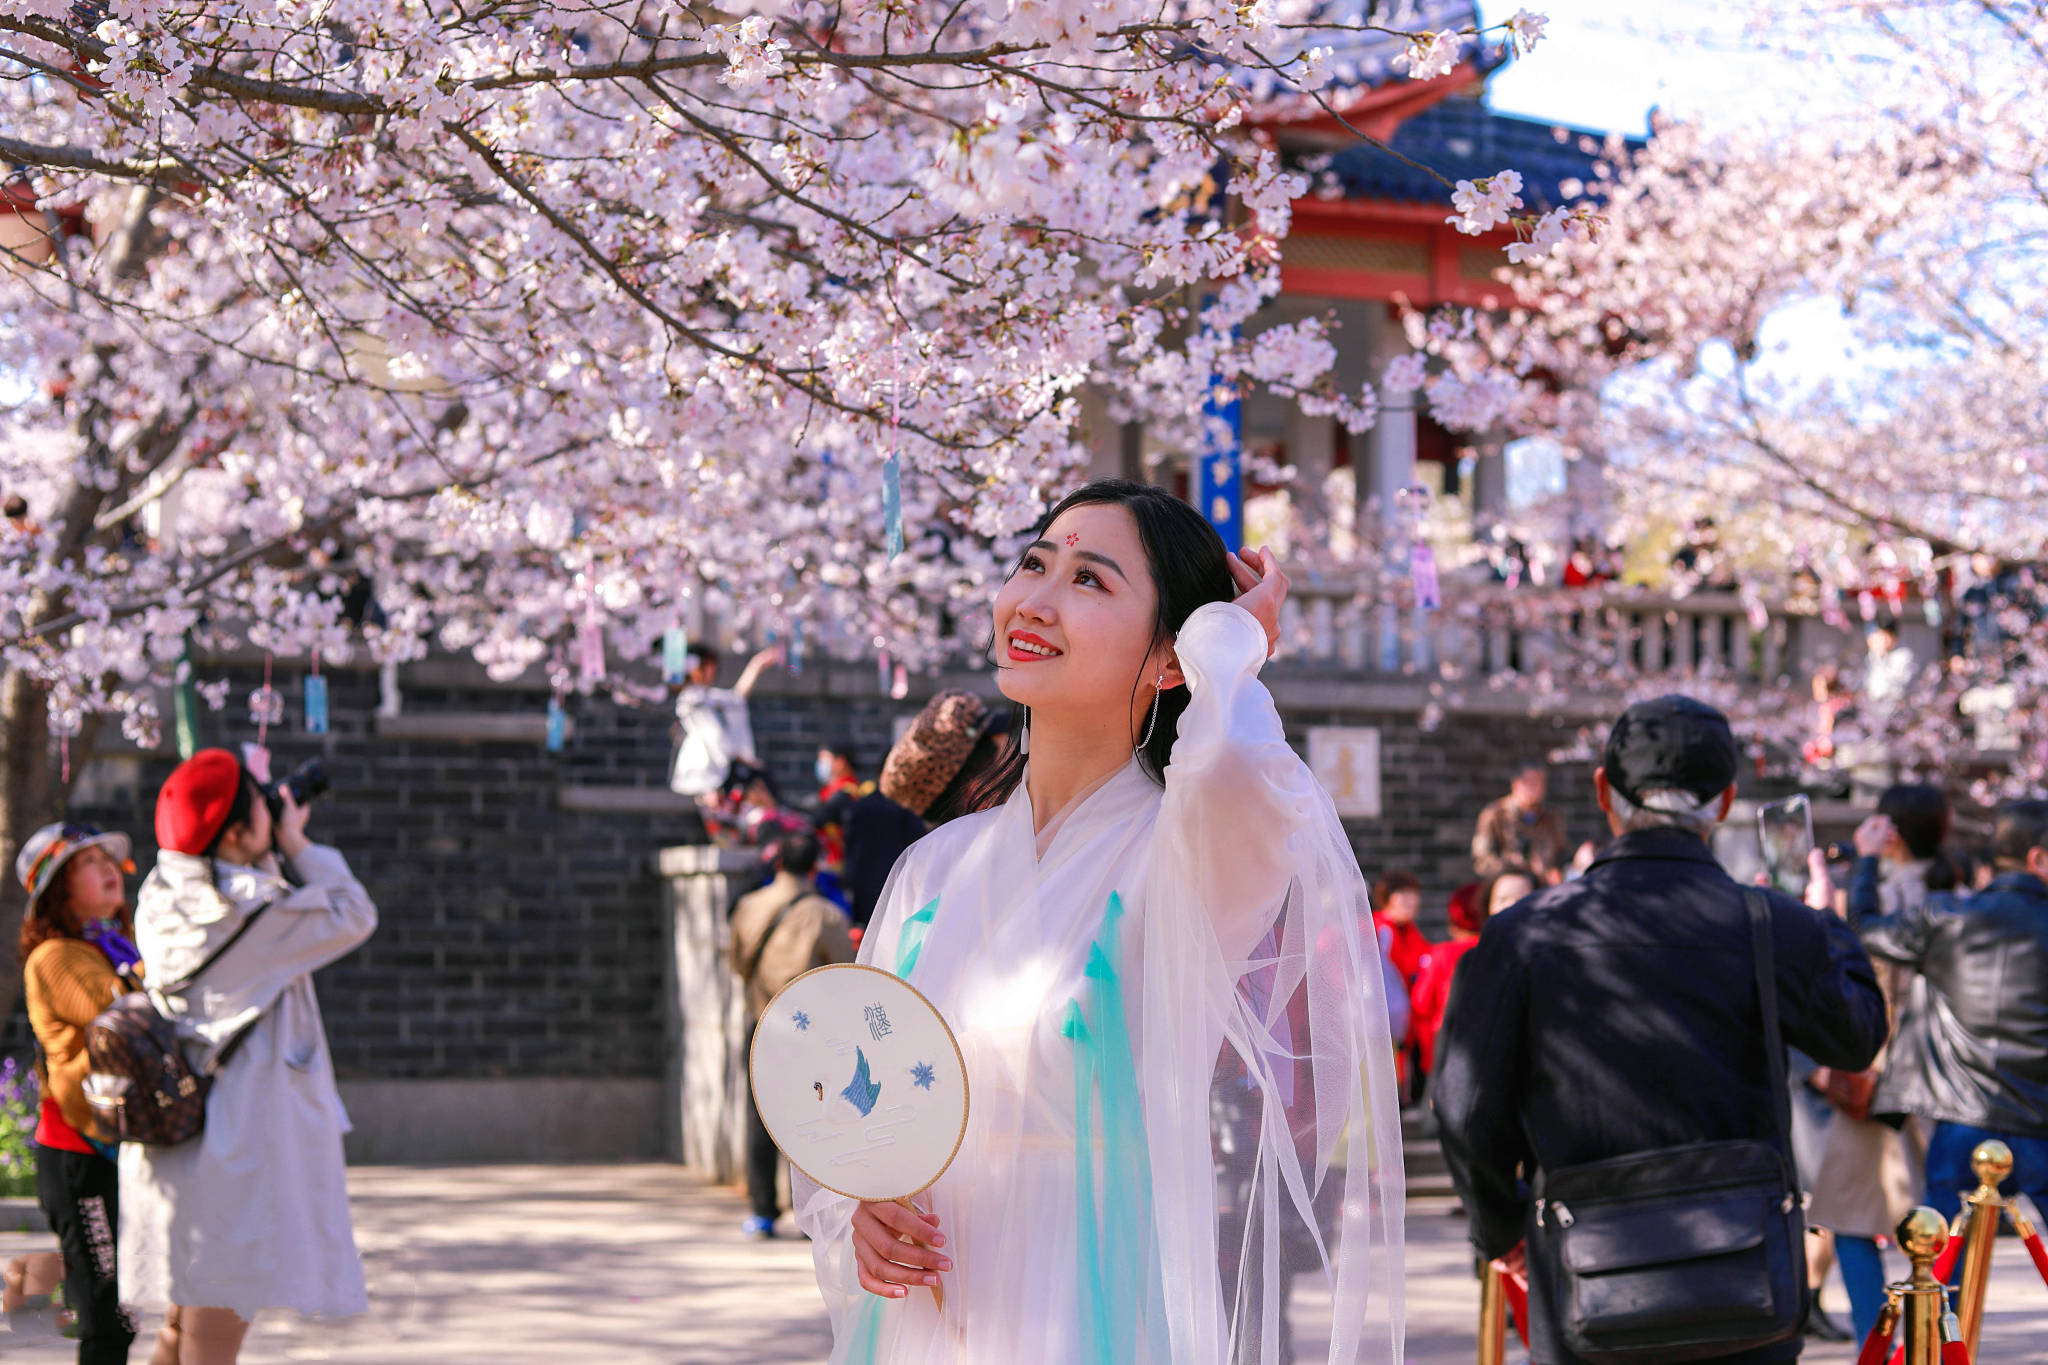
left=265, top=756, right=332, bottom=821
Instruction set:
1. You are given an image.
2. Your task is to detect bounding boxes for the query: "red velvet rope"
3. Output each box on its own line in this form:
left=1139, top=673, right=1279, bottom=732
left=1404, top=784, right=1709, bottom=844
left=1855, top=1314, right=1897, bottom=1365
left=1941, top=1341, right=1972, bottom=1365
left=1932, top=1232, right=1964, bottom=1285
left=2024, top=1225, right=2048, bottom=1289
left=1500, top=1267, right=1530, bottom=1349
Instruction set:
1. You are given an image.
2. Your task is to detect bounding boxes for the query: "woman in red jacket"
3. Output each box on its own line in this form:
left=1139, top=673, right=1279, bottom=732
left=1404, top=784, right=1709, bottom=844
left=1370, top=869, right=1432, bottom=989
left=1413, top=868, right=1535, bottom=1080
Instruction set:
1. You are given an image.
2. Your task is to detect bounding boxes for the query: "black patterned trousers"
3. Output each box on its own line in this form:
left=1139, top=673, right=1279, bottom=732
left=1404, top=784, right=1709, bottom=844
left=34, top=1143, right=135, bottom=1365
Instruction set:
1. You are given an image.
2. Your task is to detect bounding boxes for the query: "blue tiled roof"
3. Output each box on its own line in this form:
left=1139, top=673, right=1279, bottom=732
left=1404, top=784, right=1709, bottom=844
left=1322, top=96, right=1636, bottom=212
left=1302, top=0, right=1505, bottom=90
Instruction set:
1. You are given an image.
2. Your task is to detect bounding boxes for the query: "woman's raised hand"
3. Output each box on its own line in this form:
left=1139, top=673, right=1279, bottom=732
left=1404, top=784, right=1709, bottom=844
left=1227, top=546, right=1288, bottom=660
left=851, top=1200, right=949, bottom=1299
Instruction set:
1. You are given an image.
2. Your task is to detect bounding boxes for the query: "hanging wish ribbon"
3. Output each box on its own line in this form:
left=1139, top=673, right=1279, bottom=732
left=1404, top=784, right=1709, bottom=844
left=877, top=647, right=893, bottom=695
left=577, top=600, right=607, bottom=688
left=304, top=649, right=329, bottom=735
left=546, top=692, right=567, bottom=753
left=249, top=655, right=284, bottom=748
left=891, top=661, right=910, bottom=701
left=1411, top=543, right=1442, bottom=612
left=49, top=704, right=79, bottom=785
left=790, top=620, right=805, bottom=676
left=884, top=251, right=905, bottom=560
left=883, top=454, right=903, bottom=560
left=662, top=626, right=690, bottom=685
left=173, top=646, right=200, bottom=760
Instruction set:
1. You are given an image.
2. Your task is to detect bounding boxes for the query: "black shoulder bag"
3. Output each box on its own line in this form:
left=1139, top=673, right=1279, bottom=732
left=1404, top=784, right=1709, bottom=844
left=1527, top=888, right=1808, bottom=1363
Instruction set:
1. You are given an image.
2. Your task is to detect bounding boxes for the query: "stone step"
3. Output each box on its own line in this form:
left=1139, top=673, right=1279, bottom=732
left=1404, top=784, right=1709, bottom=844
left=1402, top=1110, right=1459, bottom=1200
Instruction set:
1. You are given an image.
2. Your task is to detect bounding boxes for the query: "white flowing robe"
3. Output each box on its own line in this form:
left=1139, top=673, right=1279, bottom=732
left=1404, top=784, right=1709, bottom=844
left=796, top=601, right=1405, bottom=1365
left=120, top=845, right=376, bottom=1319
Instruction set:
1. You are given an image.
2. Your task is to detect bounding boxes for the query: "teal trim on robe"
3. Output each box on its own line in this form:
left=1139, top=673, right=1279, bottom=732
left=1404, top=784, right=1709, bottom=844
left=895, top=897, right=938, bottom=980
left=1062, top=891, right=1170, bottom=1363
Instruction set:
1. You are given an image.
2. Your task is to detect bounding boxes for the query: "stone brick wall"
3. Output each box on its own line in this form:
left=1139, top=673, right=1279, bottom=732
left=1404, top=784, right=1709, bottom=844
left=6, top=655, right=1609, bottom=1087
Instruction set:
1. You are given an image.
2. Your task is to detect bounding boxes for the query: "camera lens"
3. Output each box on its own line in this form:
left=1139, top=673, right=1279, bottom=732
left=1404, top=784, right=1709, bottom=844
left=286, top=757, right=331, bottom=806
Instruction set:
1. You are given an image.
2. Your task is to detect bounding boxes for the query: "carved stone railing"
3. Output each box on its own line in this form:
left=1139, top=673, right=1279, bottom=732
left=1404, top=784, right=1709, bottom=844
left=1276, top=577, right=1911, bottom=689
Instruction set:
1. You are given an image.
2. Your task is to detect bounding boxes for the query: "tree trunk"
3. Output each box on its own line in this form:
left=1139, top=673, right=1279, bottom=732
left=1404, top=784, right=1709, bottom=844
left=0, top=661, right=60, bottom=1023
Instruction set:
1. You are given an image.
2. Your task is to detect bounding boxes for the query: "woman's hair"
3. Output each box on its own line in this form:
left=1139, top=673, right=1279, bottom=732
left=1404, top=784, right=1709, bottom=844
left=1372, top=869, right=1421, bottom=907
left=201, top=775, right=260, bottom=857
left=1445, top=881, right=1486, bottom=935
left=19, top=861, right=81, bottom=961
left=926, top=715, right=1012, bottom=827
left=962, top=481, right=1236, bottom=813
left=1878, top=781, right=1964, bottom=890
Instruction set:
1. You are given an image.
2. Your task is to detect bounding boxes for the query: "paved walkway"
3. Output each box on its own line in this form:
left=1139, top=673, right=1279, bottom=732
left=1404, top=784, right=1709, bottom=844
left=2, top=1166, right=2045, bottom=1361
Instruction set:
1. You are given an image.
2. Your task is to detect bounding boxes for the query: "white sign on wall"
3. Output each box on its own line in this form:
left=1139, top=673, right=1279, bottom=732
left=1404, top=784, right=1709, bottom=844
left=1309, top=727, right=1382, bottom=819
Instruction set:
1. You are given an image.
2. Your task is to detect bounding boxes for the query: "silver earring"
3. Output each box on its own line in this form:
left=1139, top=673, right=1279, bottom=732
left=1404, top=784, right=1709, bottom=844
left=1137, top=674, right=1165, bottom=751
left=1019, top=707, right=1030, bottom=756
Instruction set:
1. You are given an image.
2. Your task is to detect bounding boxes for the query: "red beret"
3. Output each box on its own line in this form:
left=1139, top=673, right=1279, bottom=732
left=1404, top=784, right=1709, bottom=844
left=156, top=749, right=246, bottom=856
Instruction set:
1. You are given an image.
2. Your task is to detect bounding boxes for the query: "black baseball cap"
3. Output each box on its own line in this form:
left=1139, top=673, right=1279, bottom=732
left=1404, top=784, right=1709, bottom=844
left=1601, top=695, right=1740, bottom=807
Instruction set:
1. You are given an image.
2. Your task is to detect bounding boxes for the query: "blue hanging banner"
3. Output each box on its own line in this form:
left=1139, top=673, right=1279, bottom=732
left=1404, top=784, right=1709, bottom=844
left=1197, top=379, right=1243, bottom=554
left=304, top=674, right=330, bottom=735
left=882, top=453, right=904, bottom=559
left=661, top=626, right=690, bottom=684
left=546, top=694, right=567, bottom=752
left=790, top=621, right=805, bottom=676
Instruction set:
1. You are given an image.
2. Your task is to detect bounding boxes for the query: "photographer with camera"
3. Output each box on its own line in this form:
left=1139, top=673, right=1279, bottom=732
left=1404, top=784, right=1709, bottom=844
left=119, top=749, right=376, bottom=1365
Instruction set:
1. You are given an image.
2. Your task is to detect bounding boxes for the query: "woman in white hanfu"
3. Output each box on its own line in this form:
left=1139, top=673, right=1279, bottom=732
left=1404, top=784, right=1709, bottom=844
left=795, top=480, right=1405, bottom=1365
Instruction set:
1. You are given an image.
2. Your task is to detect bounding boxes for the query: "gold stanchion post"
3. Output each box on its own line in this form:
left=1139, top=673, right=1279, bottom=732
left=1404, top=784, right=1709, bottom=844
left=1477, top=1259, right=1506, bottom=1365
left=1897, top=1206, right=1952, bottom=1365
left=1955, top=1138, right=2011, bottom=1354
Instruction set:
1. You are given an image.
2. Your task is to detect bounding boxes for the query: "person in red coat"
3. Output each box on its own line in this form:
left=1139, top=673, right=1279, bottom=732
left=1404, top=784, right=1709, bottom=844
left=1371, top=869, right=1433, bottom=989
left=1413, top=868, right=1536, bottom=1078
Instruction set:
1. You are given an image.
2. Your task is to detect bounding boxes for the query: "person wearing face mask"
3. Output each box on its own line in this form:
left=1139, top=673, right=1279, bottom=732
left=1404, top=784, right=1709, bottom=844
left=15, top=821, right=144, bottom=1364
left=119, top=750, right=377, bottom=1365
left=811, top=744, right=867, bottom=911
left=792, top=480, right=1405, bottom=1365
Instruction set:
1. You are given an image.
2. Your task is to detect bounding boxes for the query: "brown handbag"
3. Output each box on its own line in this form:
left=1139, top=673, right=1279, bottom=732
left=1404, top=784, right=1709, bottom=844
left=83, top=900, right=275, bottom=1146
left=1813, top=1066, right=1879, bottom=1123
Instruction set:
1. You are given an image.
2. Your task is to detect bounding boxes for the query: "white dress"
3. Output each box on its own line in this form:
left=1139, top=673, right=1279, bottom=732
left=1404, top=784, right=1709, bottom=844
left=120, top=845, right=377, bottom=1319
left=795, top=601, right=1405, bottom=1365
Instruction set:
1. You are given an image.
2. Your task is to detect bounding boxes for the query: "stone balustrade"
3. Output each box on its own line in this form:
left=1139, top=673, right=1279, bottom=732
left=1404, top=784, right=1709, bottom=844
left=1275, top=576, right=1917, bottom=689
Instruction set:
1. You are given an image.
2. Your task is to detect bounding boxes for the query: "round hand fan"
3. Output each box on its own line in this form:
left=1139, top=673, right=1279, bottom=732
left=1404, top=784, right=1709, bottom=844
left=752, top=963, right=968, bottom=1308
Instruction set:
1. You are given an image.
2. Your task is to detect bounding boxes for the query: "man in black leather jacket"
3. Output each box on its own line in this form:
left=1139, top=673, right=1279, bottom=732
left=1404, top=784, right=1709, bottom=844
left=1435, top=696, right=1888, bottom=1365
left=1852, top=798, right=2048, bottom=1218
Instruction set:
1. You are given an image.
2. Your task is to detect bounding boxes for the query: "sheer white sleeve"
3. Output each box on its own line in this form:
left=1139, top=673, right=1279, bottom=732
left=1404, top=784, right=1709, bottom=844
left=1141, top=597, right=1406, bottom=1364
left=1163, top=599, right=1317, bottom=958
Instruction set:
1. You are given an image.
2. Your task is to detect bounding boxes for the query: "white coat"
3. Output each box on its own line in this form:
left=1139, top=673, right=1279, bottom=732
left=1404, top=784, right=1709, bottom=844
left=119, top=844, right=377, bottom=1319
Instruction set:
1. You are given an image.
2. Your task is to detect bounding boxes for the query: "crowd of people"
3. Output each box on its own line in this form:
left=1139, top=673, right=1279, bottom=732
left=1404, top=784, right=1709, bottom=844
left=1423, top=703, right=2048, bottom=1361
left=13, top=476, right=2048, bottom=1365
left=682, top=588, right=2048, bottom=1365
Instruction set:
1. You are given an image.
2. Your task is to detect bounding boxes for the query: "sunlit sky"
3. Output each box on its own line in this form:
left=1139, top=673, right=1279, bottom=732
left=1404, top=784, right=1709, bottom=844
left=1476, top=0, right=1821, bottom=134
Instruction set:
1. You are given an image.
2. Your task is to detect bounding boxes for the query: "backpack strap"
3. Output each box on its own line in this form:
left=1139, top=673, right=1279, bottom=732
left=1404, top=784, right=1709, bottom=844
left=1745, top=888, right=1796, bottom=1183
left=154, top=897, right=278, bottom=995
left=738, top=887, right=812, bottom=984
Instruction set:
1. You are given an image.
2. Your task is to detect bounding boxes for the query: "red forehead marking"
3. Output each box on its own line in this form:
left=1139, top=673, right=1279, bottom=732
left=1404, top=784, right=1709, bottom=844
left=1065, top=532, right=1080, bottom=546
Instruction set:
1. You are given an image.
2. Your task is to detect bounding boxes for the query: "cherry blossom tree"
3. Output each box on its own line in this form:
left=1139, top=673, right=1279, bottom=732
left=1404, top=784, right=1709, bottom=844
left=1396, top=0, right=2048, bottom=796
left=0, top=0, right=1553, bottom=991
